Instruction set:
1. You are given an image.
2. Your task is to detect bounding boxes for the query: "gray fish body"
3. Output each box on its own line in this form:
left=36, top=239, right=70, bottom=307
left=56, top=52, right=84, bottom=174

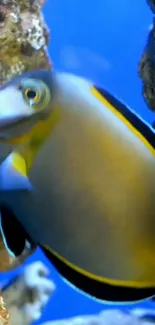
left=0, top=71, right=155, bottom=302
left=1, top=73, right=155, bottom=286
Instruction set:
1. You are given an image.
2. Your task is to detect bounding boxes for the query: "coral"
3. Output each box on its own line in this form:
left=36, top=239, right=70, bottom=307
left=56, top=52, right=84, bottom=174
left=0, top=0, right=51, bottom=86
left=40, top=309, right=155, bottom=325
left=138, top=0, right=155, bottom=111
left=147, top=0, right=155, bottom=13
left=2, top=261, right=55, bottom=325
left=138, top=24, right=155, bottom=112
left=0, top=295, right=9, bottom=325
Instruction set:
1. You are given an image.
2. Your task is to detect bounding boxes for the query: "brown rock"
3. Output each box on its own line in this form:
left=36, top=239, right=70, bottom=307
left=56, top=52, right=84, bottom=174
left=0, top=0, right=51, bottom=86
left=146, top=0, right=155, bottom=13
left=0, top=295, right=9, bottom=325
left=138, top=1, right=155, bottom=111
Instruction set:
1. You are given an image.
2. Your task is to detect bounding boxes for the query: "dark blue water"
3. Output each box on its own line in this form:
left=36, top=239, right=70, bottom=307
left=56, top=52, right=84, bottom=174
left=1, top=0, right=155, bottom=323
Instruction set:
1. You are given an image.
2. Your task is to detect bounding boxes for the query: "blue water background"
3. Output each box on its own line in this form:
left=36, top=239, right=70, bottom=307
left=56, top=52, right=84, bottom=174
left=1, top=0, right=155, bottom=323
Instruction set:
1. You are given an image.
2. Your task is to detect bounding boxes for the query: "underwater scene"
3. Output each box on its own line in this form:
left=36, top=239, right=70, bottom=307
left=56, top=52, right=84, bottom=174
left=1, top=0, right=155, bottom=324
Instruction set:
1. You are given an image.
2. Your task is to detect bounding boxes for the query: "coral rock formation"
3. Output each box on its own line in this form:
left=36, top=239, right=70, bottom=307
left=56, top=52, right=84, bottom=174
left=138, top=0, right=155, bottom=111
left=0, top=295, right=9, bottom=325
left=147, top=0, right=155, bottom=13
left=0, top=0, right=51, bottom=86
left=2, top=261, right=55, bottom=325
left=40, top=309, right=155, bottom=325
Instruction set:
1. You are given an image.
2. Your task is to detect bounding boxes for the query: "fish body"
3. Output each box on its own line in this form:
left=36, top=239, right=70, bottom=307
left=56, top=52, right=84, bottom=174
left=0, top=71, right=155, bottom=302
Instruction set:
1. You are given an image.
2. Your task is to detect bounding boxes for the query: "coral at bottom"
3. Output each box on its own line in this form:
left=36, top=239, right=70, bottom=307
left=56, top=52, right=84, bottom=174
left=40, top=309, right=155, bottom=325
left=2, top=261, right=55, bottom=325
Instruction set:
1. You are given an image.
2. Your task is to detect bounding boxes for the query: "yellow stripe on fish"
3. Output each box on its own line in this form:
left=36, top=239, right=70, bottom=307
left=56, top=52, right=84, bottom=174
left=42, top=245, right=155, bottom=303
left=91, top=86, right=155, bottom=154
left=11, top=107, right=61, bottom=172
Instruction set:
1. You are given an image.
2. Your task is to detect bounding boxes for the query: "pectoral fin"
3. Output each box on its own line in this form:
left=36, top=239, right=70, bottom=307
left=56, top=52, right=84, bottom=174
left=0, top=152, right=33, bottom=191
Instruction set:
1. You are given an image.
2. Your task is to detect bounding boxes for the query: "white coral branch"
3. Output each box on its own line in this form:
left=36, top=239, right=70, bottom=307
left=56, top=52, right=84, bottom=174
left=3, top=261, right=56, bottom=325
left=39, top=309, right=155, bottom=325
left=22, top=261, right=55, bottom=322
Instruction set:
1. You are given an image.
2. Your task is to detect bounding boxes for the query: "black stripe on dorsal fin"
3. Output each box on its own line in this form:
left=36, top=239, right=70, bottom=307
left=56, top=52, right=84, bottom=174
left=94, top=86, right=155, bottom=150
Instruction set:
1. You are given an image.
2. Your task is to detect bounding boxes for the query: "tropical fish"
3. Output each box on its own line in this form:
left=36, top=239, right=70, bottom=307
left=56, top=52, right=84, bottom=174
left=0, top=70, right=155, bottom=303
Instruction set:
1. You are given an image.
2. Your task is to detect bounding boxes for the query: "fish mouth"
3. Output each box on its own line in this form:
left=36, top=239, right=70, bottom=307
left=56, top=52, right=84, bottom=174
left=0, top=113, right=42, bottom=144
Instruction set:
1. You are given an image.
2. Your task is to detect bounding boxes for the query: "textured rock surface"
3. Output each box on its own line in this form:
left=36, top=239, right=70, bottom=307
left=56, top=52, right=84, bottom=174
left=138, top=0, right=155, bottom=111
left=147, top=0, right=155, bottom=13
left=0, top=0, right=51, bottom=86
left=0, top=295, right=9, bottom=325
left=2, top=261, right=55, bottom=325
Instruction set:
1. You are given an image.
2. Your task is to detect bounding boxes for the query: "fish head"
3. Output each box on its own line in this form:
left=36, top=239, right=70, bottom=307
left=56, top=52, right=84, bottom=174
left=0, top=70, right=56, bottom=144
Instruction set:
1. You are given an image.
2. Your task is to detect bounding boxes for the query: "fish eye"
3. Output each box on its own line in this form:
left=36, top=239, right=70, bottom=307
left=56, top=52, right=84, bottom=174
left=20, top=78, right=51, bottom=111
left=24, top=88, right=41, bottom=102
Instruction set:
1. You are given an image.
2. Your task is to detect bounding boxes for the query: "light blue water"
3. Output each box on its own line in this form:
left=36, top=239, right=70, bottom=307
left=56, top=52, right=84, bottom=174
left=1, top=0, right=155, bottom=323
